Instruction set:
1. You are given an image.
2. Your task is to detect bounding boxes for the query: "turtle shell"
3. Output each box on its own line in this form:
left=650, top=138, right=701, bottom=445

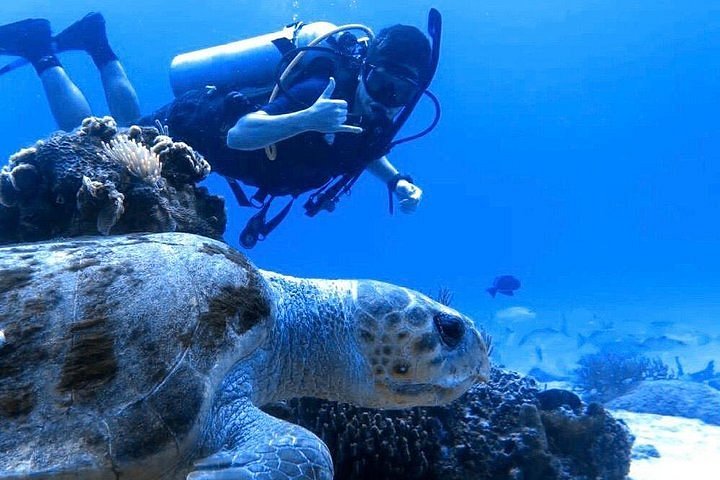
left=0, top=233, right=273, bottom=478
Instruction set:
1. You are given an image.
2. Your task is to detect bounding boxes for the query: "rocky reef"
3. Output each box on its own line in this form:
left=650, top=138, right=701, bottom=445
left=607, top=379, right=720, bottom=426
left=265, top=368, right=633, bottom=480
left=574, top=351, right=673, bottom=403
left=0, top=116, right=225, bottom=244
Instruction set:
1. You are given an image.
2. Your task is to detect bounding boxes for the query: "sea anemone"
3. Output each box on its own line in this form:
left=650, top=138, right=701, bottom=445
left=102, top=134, right=162, bottom=184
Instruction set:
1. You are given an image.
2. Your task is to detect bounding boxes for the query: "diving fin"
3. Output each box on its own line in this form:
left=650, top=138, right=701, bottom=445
left=0, top=58, right=29, bottom=76
left=0, top=18, right=52, bottom=76
left=53, top=12, right=108, bottom=54
left=0, top=18, right=52, bottom=60
left=0, top=13, right=113, bottom=77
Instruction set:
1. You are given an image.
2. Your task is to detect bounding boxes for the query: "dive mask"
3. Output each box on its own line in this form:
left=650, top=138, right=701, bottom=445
left=362, top=63, right=422, bottom=108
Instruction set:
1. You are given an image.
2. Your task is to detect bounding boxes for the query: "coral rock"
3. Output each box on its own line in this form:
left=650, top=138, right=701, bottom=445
left=267, top=368, right=633, bottom=480
left=0, top=118, right=225, bottom=244
left=607, top=379, right=720, bottom=425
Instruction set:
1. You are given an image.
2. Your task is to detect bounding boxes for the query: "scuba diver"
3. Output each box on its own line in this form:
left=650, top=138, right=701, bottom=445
left=0, top=11, right=442, bottom=248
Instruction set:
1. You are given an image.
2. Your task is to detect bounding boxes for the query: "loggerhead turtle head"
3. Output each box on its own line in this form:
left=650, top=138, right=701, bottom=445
left=352, top=281, right=490, bottom=408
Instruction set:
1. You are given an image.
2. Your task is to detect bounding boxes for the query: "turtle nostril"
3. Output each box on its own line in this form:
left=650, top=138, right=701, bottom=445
left=433, top=313, right=465, bottom=348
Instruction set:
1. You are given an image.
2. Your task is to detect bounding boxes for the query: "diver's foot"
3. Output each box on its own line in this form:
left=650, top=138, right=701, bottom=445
left=0, top=18, right=52, bottom=61
left=54, top=12, right=106, bottom=52
left=54, top=12, right=117, bottom=67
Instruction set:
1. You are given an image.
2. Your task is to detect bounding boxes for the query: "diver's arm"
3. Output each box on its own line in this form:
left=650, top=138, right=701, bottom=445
left=368, top=156, right=423, bottom=213
left=227, top=110, right=313, bottom=150
left=367, top=156, right=400, bottom=182
left=227, top=77, right=362, bottom=151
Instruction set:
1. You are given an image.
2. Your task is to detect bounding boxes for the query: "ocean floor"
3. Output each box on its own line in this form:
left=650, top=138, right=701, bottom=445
left=611, top=410, right=720, bottom=480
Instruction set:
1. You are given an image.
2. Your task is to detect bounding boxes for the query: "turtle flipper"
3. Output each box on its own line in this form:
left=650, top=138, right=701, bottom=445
left=189, top=406, right=333, bottom=480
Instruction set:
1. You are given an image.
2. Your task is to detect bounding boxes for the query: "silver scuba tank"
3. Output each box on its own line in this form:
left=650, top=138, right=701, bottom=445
left=169, top=22, right=339, bottom=97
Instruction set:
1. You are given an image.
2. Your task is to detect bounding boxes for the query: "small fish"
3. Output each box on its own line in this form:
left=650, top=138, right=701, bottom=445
left=650, top=320, right=675, bottom=329
left=487, top=275, right=521, bottom=298
left=527, top=367, right=570, bottom=383
left=576, top=330, right=644, bottom=354
left=535, top=345, right=544, bottom=362
left=641, top=335, right=687, bottom=351
left=495, top=306, right=535, bottom=321
left=519, top=327, right=561, bottom=346
left=688, top=360, right=715, bottom=382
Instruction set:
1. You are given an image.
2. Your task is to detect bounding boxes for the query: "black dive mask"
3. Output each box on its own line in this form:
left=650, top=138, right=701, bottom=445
left=361, top=63, right=422, bottom=108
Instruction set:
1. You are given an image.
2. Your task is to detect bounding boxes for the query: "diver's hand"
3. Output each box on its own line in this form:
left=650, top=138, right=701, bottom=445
left=395, top=180, right=423, bottom=214
left=304, top=77, right=364, bottom=135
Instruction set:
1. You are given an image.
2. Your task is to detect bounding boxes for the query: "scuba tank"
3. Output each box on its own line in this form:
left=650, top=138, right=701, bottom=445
left=169, top=21, right=353, bottom=97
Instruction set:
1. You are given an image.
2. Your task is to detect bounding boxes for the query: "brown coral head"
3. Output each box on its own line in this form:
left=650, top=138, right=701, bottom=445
left=77, top=176, right=125, bottom=235
left=127, top=125, right=144, bottom=141
left=80, top=116, right=118, bottom=139
left=0, top=169, right=18, bottom=207
left=8, top=146, right=37, bottom=165
left=154, top=139, right=211, bottom=184
left=8, top=164, right=40, bottom=193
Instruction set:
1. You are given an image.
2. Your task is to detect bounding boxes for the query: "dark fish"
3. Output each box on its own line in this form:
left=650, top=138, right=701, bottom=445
left=486, top=275, right=521, bottom=298
left=536, top=388, right=582, bottom=411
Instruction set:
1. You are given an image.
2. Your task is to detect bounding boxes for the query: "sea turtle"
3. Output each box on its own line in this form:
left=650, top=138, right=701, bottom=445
left=0, top=232, right=490, bottom=479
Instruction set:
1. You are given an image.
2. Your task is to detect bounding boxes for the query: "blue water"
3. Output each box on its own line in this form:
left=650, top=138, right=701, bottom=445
left=1, top=0, right=719, bottom=359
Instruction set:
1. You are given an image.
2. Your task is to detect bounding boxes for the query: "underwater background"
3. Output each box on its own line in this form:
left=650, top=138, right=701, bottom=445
left=1, top=0, right=719, bottom=394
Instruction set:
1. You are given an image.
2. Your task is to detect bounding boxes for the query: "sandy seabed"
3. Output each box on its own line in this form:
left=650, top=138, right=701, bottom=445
left=611, top=410, right=720, bottom=480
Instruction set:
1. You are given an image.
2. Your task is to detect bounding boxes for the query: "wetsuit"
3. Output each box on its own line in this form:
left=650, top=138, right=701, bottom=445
left=143, top=76, right=392, bottom=198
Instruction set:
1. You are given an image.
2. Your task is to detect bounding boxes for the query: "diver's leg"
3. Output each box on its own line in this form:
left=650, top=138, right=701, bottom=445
left=0, top=18, right=91, bottom=130
left=97, top=60, right=141, bottom=125
left=55, top=12, right=141, bottom=125
left=39, top=67, right=92, bottom=130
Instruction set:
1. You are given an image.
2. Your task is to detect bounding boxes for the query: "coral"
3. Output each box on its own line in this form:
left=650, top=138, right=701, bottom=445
left=265, top=368, right=632, bottom=480
left=8, top=146, right=38, bottom=165
left=574, top=352, right=672, bottom=403
left=0, top=117, right=225, bottom=244
left=541, top=403, right=633, bottom=479
left=102, top=135, right=162, bottom=185
left=151, top=136, right=211, bottom=185
left=79, top=115, right=117, bottom=140
left=77, top=176, right=125, bottom=235
left=433, top=286, right=454, bottom=307
left=606, top=379, right=720, bottom=425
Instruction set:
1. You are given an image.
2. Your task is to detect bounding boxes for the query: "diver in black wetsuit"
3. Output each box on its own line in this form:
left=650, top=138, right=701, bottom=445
left=0, top=13, right=435, bottom=246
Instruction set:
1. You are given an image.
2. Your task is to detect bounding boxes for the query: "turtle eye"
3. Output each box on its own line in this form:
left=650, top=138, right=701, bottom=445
left=433, top=313, right=465, bottom=349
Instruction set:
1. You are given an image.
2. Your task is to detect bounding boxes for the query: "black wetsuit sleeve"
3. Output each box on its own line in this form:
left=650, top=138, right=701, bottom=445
left=260, top=78, right=327, bottom=116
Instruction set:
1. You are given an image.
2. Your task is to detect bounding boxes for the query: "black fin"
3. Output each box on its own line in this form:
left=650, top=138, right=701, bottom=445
left=53, top=12, right=107, bottom=53
left=0, top=18, right=52, bottom=60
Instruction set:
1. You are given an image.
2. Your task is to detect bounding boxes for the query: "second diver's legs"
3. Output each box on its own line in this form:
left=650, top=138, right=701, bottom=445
left=0, top=18, right=91, bottom=131
left=55, top=12, right=140, bottom=125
